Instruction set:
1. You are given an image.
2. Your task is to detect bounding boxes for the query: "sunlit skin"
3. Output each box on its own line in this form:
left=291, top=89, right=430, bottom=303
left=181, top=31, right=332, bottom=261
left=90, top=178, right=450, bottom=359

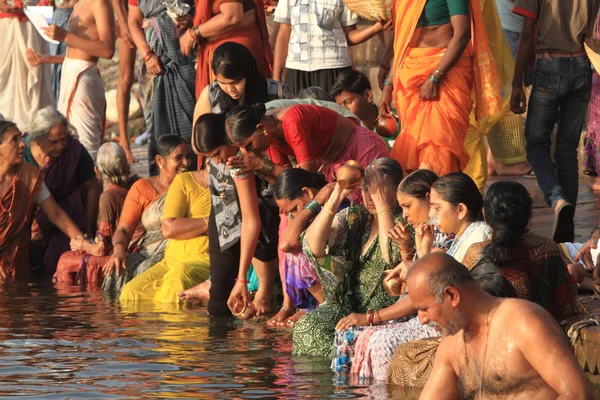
left=397, top=192, right=430, bottom=227
left=198, top=144, right=238, bottom=166
left=275, top=188, right=317, bottom=219
left=0, top=128, right=25, bottom=167
left=40, top=124, right=69, bottom=159
left=428, top=188, right=468, bottom=235
left=334, top=90, right=378, bottom=129
left=215, top=73, right=246, bottom=101
left=230, top=124, right=272, bottom=155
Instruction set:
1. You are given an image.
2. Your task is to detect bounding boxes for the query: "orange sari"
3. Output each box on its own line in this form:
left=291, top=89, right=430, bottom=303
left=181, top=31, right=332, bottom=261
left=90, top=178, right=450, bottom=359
left=193, top=0, right=273, bottom=98
left=389, top=0, right=502, bottom=176
left=0, top=163, right=42, bottom=281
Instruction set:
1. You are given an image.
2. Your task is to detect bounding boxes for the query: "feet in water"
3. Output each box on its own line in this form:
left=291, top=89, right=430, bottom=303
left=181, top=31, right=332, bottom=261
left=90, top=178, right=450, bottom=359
left=285, top=309, right=306, bottom=327
left=267, top=305, right=297, bottom=327
left=252, top=289, right=274, bottom=317
left=178, top=281, right=211, bottom=304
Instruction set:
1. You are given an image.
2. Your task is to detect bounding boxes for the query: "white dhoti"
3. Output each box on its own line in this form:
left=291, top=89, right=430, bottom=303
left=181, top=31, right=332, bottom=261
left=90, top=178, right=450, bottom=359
left=58, top=57, right=106, bottom=161
left=0, top=18, right=54, bottom=132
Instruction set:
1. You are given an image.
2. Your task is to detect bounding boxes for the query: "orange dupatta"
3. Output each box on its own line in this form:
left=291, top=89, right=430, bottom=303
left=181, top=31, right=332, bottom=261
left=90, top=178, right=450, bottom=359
left=390, top=0, right=502, bottom=125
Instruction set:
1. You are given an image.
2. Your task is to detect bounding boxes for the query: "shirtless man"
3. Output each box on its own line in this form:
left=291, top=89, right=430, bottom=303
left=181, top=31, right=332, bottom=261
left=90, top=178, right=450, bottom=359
left=29, top=0, right=115, bottom=161
left=408, top=253, right=592, bottom=400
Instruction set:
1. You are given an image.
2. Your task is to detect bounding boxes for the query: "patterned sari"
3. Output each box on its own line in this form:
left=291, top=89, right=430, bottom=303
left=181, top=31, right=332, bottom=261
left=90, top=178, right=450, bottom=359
left=0, top=163, right=42, bottom=282
left=292, top=206, right=405, bottom=357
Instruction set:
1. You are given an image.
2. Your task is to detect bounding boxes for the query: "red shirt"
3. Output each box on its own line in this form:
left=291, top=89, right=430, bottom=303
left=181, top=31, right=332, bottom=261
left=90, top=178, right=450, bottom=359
left=268, top=105, right=338, bottom=166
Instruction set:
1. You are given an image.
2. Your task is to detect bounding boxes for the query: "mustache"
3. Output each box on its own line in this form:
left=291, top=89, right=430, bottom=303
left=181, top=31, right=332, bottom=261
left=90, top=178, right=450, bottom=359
left=424, top=320, right=439, bottom=329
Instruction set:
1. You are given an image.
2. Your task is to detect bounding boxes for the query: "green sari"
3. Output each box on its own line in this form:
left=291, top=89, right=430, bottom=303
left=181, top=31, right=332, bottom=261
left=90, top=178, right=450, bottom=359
left=292, top=205, right=408, bottom=357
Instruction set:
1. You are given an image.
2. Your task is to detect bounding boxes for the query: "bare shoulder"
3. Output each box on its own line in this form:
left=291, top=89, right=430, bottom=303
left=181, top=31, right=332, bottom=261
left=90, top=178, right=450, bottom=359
left=437, top=333, right=461, bottom=363
left=497, top=298, right=563, bottom=337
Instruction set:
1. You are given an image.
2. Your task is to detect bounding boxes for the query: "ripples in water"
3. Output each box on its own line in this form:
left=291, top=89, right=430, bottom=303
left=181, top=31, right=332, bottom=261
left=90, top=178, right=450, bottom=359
left=0, top=282, right=422, bottom=399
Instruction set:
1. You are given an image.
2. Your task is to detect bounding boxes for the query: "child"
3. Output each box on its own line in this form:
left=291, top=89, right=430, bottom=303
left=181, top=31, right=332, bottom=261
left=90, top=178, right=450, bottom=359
left=330, top=69, right=379, bottom=131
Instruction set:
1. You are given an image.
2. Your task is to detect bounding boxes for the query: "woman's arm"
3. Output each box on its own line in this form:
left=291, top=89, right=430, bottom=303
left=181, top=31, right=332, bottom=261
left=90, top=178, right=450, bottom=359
left=112, top=0, right=134, bottom=47
left=273, top=23, right=291, bottom=81
left=198, top=3, right=244, bottom=38
left=128, top=5, right=151, bottom=55
left=162, top=217, right=209, bottom=240
left=335, top=296, right=417, bottom=330
left=38, top=196, right=83, bottom=239
left=305, top=184, right=349, bottom=258
left=343, top=20, right=391, bottom=46
left=84, top=178, right=102, bottom=236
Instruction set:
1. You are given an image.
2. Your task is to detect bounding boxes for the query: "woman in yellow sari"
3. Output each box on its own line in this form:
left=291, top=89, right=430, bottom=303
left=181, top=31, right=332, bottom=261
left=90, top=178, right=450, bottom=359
left=379, top=0, right=501, bottom=178
left=120, top=167, right=211, bottom=303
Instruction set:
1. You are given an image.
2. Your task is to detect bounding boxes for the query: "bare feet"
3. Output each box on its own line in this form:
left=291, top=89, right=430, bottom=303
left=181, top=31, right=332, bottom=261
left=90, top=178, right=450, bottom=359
left=178, top=281, right=211, bottom=304
left=587, top=176, right=600, bottom=192
left=252, top=290, right=274, bottom=317
left=284, top=309, right=306, bottom=327
left=267, top=305, right=296, bottom=327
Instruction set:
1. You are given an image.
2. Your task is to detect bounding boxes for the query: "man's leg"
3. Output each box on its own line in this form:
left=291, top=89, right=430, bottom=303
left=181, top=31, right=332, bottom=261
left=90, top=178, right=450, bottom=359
left=116, top=40, right=138, bottom=163
left=554, top=57, right=593, bottom=206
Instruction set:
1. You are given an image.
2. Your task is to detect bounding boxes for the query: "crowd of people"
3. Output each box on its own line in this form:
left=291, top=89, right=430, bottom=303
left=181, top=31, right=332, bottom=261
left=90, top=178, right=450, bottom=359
left=1, top=0, right=600, bottom=397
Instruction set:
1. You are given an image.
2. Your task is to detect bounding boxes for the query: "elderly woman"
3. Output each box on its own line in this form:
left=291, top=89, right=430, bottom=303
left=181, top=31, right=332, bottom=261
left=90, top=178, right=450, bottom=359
left=24, top=107, right=101, bottom=274
left=0, top=120, right=83, bottom=282
left=54, top=143, right=138, bottom=287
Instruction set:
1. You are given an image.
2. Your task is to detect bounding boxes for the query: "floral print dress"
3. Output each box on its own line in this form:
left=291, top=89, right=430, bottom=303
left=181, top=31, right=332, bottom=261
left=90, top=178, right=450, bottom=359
left=291, top=205, right=405, bottom=358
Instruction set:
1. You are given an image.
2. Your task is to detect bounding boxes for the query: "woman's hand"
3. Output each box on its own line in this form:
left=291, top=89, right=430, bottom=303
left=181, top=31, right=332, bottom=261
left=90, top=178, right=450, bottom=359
left=175, top=14, right=193, bottom=35
left=388, top=221, right=412, bottom=251
left=379, top=85, right=394, bottom=117
left=70, top=236, right=85, bottom=252
left=576, top=229, right=600, bottom=269
left=414, top=223, right=434, bottom=258
left=385, top=260, right=414, bottom=283
left=41, top=24, right=68, bottom=42
left=419, top=79, right=440, bottom=101
left=227, top=280, right=250, bottom=313
left=102, top=251, right=127, bottom=277
left=145, top=54, right=163, bottom=75
left=335, top=313, right=368, bottom=332
left=313, top=182, right=336, bottom=206
left=179, top=29, right=196, bottom=57
left=26, top=48, right=47, bottom=66
left=226, top=153, right=263, bottom=175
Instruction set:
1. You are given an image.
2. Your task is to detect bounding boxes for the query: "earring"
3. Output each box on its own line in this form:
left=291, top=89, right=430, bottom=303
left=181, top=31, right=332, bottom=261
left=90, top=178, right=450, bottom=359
left=262, top=129, right=268, bottom=136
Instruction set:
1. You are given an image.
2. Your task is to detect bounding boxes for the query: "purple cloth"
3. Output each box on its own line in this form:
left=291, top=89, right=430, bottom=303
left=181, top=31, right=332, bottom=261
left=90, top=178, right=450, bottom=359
left=36, top=135, right=88, bottom=273
left=284, top=252, right=319, bottom=310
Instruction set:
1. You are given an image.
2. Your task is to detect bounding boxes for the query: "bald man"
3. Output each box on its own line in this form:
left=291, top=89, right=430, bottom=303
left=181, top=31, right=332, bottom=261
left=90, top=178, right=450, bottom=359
left=408, top=253, right=591, bottom=400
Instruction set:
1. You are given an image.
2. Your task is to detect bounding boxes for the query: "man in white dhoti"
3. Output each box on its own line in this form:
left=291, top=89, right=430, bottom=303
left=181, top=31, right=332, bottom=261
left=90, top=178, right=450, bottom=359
left=27, top=0, right=115, bottom=160
left=0, top=1, right=54, bottom=132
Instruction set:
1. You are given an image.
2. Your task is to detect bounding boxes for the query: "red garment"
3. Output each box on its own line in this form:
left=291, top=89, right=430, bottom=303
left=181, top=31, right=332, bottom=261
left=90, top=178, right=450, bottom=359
left=268, top=105, right=339, bottom=166
left=128, top=0, right=138, bottom=5
left=193, top=0, right=273, bottom=99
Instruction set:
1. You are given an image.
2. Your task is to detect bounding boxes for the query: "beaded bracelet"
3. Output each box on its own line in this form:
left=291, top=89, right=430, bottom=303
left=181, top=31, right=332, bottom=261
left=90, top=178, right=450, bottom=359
left=304, top=200, right=321, bottom=217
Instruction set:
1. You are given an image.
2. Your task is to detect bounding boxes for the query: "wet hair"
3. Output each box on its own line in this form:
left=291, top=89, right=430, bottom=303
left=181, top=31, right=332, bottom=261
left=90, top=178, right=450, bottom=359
left=192, top=113, right=228, bottom=154
left=156, top=134, right=187, bottom=158
left=211, top=42, right=270, bottom=113
left=274, top=169, right=327, bottom=200
left=330, top=69, right=372, bottom=98
left=96, top=142, right=134, bottom=187
left=297, top=86, right=333, bottom=102
left=336, top=158, right=404, bottom=313
left=475, top=273, right=518, bottom=299
left=416, top=253, right=476, bottom=303
left=28, top=107, right=70, bottom=144
left=397, top=169, right=439, bottom=199
left=0, top=120, right=17, bottom=144
left=431, top=172, right=483, bottom=222
left=225, top=104, right=267, bottom=145
left=483, top=181, right=533, bottom=267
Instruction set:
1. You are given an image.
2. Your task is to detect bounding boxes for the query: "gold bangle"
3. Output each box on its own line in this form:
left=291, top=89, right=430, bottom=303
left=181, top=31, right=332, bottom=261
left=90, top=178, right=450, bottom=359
left=231, top=301, right=248, bottom=316
left=377, top=210, right=394, bottom=216
left=324, top=204, right=336, bottom=216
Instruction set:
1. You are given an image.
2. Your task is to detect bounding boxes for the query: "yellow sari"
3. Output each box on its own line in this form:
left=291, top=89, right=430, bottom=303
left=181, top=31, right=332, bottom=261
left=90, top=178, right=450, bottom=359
left=389, top=0, right=502, bottom=177
left=120, top=172, right=211, bottom=303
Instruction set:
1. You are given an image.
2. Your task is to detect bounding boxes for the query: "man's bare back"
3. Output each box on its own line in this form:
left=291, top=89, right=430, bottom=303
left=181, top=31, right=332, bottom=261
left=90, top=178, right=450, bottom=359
left=430, top=299, right=587, bottom=399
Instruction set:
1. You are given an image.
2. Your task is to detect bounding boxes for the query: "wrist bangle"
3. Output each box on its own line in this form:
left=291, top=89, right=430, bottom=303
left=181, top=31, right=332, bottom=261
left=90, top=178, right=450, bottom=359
left=375, top=310, right=382, bottom=324
left=113, top=241, right=127, bottom=247
left=304, top=200, right=322, bottom=217
left=428, top=74, right=442, bottom=85
left=367, top=309, right=374, bottom=326
left=324, top=203, right=336, bottom=217
left=143, top=51, right=155, bottom=64
left=384, top=80, right=393, bottom=87
left=377, top=210, right=394, bottom=217
left=260, top=157, right=274, bottom=175
left=235, top=278, right=249, bottom=284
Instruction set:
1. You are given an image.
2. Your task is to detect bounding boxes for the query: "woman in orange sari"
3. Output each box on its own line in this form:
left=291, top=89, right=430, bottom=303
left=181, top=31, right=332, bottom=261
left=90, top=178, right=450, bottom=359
left=179, top=0, right=273, bottom=98
left=0, top=120, right=83, bottom=282
left=379, top=0, right=501, bottom=177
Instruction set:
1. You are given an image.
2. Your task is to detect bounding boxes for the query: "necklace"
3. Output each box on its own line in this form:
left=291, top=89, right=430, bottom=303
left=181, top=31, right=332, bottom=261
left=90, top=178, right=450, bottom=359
left=219, top=174, right=231, bottom=199
left=463, top=297, right=499, bottom=399
left=0, top=174, right=18, bottom=217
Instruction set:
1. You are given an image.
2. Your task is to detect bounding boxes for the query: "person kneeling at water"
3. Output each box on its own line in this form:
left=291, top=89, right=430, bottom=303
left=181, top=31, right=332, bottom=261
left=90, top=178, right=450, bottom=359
left=411, top=253, right=592, bottom=399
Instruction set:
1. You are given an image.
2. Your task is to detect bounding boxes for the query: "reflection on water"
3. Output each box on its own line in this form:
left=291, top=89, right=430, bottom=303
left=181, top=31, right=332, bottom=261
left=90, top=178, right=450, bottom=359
left=0, top=281, right=421, bottom=399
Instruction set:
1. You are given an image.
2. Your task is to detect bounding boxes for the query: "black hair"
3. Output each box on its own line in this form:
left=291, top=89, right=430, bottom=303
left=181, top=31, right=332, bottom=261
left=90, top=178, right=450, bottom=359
left=192, top=113, right=228, bottom=154
left=274, top=169, right=327, bottom=200
left=225, top=104, right=267, bottom=145
left=211, top=42, right=270, bottom=113
left=397, top=169, right=439, bottom=199
left=336, top=158, right=405, bottom=313
left=483, top=181, right=533, bottom=267
left=156, top=134, right=187, bottom=158
left=475, top=273, right=518, bottom=298
left=431, top=172, right=483, bottom=221
left=330, top=69, right=372, bottom=98
left=297, top=87, right=334, bottom=101
left=0, top=120, right=17, bottom=144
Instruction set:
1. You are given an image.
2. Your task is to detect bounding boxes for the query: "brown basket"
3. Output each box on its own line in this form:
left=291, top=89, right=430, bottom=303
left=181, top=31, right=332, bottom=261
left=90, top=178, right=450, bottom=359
left=343, top=0, right=392, bottom=22
left=585, top=37, right=600, bottom=71
left=487, top=112, right=527, bottom=166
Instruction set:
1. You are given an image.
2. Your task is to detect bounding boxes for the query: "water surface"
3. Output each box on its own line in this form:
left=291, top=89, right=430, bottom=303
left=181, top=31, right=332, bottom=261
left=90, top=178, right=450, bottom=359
left=0, top=282, right=420, bottom=399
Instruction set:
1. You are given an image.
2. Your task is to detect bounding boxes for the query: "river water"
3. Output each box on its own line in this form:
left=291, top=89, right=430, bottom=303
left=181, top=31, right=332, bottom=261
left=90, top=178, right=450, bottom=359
left=0, top=281, right=422, bottom=399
